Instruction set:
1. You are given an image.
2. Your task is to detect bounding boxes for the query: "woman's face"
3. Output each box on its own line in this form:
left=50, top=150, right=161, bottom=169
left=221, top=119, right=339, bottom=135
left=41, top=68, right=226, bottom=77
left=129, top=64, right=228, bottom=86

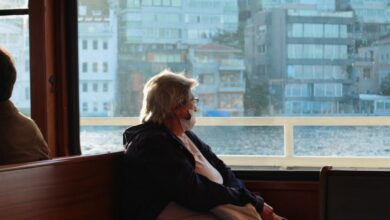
left=175, top=92, right=198, bottom=119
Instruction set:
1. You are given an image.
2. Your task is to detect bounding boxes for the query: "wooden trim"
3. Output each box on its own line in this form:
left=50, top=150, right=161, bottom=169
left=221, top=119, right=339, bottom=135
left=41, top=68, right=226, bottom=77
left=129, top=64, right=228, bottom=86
left=63, top=0, right=81, bottom=155
left=29, top=0, right=57, bottom=156
left=52, top=0, right=70, bottom=156
left=319, top=166, right=332, bottom=220
left=0, top=9, right=28, bottom=16
left=0, top=152, right=123, bottom=219
left=29, top=0, right=80, bottom=157
left=0, top=151, right=123, bottom=172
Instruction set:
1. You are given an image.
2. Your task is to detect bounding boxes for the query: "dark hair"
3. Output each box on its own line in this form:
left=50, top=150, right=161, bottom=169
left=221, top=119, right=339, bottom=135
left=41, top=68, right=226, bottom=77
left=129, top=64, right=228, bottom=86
left=0, top=47, right=17, bottom=101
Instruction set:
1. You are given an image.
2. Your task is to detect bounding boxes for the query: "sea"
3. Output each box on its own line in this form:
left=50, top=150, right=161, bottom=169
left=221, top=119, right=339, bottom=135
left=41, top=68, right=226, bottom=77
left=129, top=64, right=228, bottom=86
left=80, top=125, right=390, bottom=157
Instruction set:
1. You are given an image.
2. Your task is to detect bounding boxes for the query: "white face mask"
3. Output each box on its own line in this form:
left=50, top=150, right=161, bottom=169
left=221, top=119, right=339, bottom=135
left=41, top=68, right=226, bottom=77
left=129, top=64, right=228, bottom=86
left=179, top=109, right=196, bottom=131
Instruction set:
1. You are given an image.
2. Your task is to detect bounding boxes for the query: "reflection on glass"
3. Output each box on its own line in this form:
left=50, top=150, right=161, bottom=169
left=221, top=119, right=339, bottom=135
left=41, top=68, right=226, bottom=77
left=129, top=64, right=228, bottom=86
left=0, top=15, right=30, bottom=116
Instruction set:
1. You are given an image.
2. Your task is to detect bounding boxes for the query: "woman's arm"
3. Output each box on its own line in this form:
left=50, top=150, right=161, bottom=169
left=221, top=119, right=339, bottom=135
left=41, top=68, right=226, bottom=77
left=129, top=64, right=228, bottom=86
left=127, top=137, right=263, bottom=212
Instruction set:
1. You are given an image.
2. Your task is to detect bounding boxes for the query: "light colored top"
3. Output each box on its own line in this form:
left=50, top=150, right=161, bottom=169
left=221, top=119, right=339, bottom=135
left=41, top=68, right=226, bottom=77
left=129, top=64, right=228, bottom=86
left=157, top=133, right=262, bottom=220
left=178, top=133, right=223, bottom=184
left=0, top=100, right=49, bottom=165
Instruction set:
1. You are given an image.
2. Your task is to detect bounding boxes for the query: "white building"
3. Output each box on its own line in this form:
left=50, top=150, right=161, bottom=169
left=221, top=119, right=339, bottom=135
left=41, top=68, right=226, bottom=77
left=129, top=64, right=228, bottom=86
left=0, top=15, right=30, bottom=114
left=78, top=0, right=117, bottom=117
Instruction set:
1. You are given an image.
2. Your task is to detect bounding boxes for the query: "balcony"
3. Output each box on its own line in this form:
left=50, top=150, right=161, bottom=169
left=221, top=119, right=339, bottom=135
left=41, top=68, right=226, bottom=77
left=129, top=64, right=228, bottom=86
left=219, top=81, right=245, bottom=92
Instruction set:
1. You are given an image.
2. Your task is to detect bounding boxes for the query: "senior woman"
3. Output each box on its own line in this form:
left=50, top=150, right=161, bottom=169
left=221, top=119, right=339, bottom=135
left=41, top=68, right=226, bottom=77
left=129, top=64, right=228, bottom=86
left=123, top=70, right=285, bottom=220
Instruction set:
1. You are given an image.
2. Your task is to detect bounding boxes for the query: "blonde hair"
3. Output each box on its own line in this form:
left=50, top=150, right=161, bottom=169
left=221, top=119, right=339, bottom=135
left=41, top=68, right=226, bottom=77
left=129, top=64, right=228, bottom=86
left=140, top=70, right=198, bottom=124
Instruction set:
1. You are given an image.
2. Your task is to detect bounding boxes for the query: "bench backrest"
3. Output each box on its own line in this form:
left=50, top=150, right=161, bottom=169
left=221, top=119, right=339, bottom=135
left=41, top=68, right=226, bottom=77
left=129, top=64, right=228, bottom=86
left=320, top=166, right=390, bottom=220
left=0, top=152, right=123, bottom=220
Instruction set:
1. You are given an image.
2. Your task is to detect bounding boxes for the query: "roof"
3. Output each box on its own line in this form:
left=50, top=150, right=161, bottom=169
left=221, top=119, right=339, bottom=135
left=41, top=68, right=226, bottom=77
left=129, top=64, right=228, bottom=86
left=374, top=34, right=390, bottom=46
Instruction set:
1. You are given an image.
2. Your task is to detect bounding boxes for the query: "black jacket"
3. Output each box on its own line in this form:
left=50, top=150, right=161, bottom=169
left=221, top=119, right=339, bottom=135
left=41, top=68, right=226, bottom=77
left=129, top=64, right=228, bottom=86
left=122, top=122, right=264, bottom=220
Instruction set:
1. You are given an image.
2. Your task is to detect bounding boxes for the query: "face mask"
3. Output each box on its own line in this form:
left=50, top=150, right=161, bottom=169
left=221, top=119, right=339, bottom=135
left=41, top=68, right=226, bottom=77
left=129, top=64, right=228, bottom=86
left=179, top=109, right=196, bottom=131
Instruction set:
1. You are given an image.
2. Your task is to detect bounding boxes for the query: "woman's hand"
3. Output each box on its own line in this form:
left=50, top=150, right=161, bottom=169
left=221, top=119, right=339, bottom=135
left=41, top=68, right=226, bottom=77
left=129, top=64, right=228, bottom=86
left=260, top=203, right=287, bottom=220
left=272, top=213, right=288, bottom=220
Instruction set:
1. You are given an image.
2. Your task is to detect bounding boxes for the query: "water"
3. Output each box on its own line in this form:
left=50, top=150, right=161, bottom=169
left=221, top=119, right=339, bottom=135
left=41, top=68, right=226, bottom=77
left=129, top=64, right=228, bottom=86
left=80, top=125, right=390, bottom=157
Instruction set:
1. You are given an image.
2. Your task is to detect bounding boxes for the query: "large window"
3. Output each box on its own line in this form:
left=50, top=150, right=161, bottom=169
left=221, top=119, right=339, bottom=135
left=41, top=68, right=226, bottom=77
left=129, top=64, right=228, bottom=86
left=0, top=1, right=30, bottom=116
left=78, top=0, right=390, bottom=168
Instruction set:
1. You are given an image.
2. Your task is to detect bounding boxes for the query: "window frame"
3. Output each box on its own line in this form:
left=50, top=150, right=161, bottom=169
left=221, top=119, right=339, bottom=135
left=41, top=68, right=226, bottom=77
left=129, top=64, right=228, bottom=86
left=28, top=0, right=80, bottom=157
left=24, top=0, right=390, bottom=168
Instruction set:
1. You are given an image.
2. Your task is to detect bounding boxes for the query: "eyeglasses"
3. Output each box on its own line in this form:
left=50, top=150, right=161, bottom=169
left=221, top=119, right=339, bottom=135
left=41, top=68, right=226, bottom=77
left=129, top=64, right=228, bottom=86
left=190, top=97, right=199, bottom=105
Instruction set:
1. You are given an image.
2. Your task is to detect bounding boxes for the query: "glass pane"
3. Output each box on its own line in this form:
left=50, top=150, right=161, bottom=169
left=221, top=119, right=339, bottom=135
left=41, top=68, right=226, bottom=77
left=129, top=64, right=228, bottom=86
left=78, top=0, right=390, bottom=160
left=0, top=0, right=28, bottom=9
left=81, top=126, right=125, bottom=155
left=294, top=126, right=390, bottom=156
left=81, top=125, right=284, bottom=155
left=193, top=126, right=283, bottom=155
left=0, top=15, right=30, bottom=116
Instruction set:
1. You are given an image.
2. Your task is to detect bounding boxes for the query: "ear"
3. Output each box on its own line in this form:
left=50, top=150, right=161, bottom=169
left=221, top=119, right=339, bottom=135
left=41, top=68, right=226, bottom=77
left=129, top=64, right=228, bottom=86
left=172, top=105, right=187, bottom=118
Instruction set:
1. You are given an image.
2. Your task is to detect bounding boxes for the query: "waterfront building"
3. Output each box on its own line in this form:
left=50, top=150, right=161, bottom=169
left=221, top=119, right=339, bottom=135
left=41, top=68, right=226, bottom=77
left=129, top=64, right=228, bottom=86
left=336, top=0, right=390, bottom=46
left=0, top=10, right=30, bottom=114
left=355, top=46, right=378, bottom=95
left=78, top=0, right=117, bottom=117
left=190, top=43, right=245, bottom=116
left=116, top=0, right=239, bottom=116
left=373, top=35, right=390, bottom=82
left=245, top=9, right=355, bottom=115
left=348, top=34, right=390, bottom=114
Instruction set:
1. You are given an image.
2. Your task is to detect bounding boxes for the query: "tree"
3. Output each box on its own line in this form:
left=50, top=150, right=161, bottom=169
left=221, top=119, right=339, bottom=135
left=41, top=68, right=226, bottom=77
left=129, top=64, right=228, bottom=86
left=381, top=75, right=390, bottom=95
left=244, top=83, right=269, bottom=116
left=212, top=22, right=245, bottom=50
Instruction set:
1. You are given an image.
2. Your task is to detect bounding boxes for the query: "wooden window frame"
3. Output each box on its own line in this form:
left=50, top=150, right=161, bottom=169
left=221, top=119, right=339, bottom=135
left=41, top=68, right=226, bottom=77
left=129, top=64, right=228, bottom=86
left=29, top=0, right=80, bottom=157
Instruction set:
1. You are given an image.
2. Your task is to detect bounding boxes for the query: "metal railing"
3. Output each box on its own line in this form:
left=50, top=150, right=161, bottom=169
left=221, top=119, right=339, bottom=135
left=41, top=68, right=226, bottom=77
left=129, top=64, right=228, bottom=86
left=80, top=116, right=390, bottom=168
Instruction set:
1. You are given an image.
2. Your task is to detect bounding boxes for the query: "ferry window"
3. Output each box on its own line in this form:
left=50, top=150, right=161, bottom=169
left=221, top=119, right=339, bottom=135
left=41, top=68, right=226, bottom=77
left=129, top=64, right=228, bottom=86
left=78, top=0, right=390, bottom=168
left=0, top=1, right=30, bottom=116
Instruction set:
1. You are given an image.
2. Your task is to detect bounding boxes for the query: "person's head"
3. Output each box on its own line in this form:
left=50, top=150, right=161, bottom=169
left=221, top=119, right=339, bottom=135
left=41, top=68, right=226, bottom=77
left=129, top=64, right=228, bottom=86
left=140, top=69, right=198, bottom=124
left=0, top=47, right=17, bottom=101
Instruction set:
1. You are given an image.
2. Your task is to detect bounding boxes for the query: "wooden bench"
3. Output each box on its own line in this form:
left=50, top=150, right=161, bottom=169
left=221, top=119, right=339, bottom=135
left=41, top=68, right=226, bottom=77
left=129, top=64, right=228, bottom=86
left=0, top=152, right=320, bottom=220
left=0, top=152, right=123, bottom=220
left=320, top=166, right=390, bottom=220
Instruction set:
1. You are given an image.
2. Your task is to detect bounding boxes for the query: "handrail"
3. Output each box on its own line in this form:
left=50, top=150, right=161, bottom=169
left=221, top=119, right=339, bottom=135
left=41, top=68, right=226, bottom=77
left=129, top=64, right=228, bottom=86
left=80, top=116, right=390, bottom=168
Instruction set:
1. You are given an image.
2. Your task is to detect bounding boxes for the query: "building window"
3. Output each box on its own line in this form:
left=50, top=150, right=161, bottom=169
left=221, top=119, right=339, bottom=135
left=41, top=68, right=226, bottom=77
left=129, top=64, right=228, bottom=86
left=82, top=40, right=88, bottom=50
left=25, top=87, right=30, bottom=100
left=25, top=59, right=29, bottom=72
left=103, top=62, right=108, bottom=72
left=82, top=83, right=88, bottom=92
left=93, top=40, right=98, bottom=50
left=93, top=102, right=98, bottom=112
left=93, top=83, right=98, bottom=92
left=363, top=68, right=371, bottom=79
left=103, top=83, right=108, bottom=92
left=82, top=62, right=88, bottom=72
left=103, top=102, right=110, bottom=111
left=153, top=0, right=162, bottom=6
left=103, top=41, right=108, bottom=50
left=82, top=102, right=88, bottom=112
left=92, top=62, right=98, bottom=72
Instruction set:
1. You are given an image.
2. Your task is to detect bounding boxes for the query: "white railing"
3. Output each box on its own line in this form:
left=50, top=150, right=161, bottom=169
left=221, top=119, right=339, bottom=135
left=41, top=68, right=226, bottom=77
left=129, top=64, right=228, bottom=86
left=80, top=116, right=390, bottom=168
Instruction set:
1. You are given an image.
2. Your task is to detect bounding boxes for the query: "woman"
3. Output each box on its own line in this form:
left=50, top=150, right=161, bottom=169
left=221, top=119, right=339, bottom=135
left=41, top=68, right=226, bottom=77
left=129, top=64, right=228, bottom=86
left=123, top=70, right=285, bottom=220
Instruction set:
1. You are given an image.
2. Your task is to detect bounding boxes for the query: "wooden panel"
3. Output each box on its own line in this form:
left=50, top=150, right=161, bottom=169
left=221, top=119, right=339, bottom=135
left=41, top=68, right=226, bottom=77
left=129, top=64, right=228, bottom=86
left=320, top=167, right=390, bottom=220
left=0, top=152, right=123, bottom=220
left=245, top=180, right=320, bottom=220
